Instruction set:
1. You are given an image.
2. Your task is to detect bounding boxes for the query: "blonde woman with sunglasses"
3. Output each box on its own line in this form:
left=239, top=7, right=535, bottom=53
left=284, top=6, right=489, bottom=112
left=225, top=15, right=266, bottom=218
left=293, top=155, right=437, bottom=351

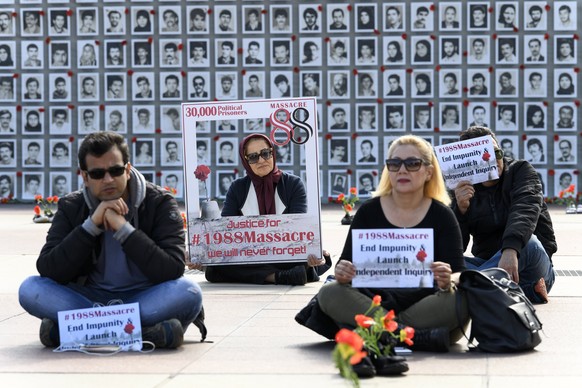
left=317, top=135, right=469, bottom=353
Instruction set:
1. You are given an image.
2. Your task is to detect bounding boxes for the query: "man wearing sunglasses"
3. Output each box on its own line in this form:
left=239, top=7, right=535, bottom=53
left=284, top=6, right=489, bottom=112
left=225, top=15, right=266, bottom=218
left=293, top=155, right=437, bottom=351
left=19, top=132, right=204, bottom=349
left=451, top=126, right=556, bottom=304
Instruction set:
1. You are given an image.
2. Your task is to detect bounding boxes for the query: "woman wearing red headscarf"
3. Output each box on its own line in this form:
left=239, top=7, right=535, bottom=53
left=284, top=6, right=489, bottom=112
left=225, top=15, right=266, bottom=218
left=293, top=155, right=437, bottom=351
left=204, top=133, right=330, bottom=285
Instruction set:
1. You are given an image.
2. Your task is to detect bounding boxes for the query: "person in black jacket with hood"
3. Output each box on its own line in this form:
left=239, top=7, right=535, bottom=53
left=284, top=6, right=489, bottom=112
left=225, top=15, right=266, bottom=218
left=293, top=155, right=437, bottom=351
left=451, top=126, right=556, bottom=304
left=19, top=132, right=203, bottom=349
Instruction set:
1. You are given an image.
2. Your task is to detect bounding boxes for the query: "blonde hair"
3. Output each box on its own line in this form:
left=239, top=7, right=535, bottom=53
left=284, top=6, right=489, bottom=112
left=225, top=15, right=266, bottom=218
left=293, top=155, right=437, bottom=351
left=373, top=135, right=451, bottom=205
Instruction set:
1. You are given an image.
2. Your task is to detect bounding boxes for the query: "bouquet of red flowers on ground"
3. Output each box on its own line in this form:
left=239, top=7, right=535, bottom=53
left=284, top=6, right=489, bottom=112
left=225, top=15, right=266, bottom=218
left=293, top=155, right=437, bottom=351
left=33, top=195, right=59, bottom=222
left=333, top=295, right=414, bottom=386
left=336, top=187, right=359, bottom=216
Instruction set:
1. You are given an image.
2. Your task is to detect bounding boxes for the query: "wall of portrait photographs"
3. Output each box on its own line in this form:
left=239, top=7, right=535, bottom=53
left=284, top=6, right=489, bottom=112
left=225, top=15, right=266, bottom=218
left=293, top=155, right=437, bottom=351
left=0, top=1, right=580, bottom=203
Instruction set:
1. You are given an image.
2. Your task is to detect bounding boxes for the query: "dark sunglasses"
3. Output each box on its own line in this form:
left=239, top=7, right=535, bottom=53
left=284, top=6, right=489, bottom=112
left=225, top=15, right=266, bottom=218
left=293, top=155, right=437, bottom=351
left=385, top=158, right=425, bottom=172
left=85, top=164, right=127, bottom=180
left=245, top=148, right=273, bottom=164
left=494, top=149, right=504, bottom=160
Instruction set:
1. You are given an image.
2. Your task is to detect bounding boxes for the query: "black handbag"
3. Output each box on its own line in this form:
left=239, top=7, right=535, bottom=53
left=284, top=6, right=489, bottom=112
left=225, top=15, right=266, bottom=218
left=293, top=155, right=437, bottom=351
left=457, top=268, right=543, bottom=352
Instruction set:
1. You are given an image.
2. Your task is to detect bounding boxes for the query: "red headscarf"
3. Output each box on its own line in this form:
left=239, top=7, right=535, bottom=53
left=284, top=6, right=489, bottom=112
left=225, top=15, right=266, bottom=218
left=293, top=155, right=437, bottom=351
left=239, top=133, right=282, bottom=215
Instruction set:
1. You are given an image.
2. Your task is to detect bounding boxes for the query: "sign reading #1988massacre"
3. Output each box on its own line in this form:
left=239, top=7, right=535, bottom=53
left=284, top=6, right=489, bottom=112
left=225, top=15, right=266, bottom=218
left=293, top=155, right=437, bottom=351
left=433, top=135, right=499, bottom=190
left=351, top=228, right=434, bottom=288
left=181, top=98, right=322, bottom=265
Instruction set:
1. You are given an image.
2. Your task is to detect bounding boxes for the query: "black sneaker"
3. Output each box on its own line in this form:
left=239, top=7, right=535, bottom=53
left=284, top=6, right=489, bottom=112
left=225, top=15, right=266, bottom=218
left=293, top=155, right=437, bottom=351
left=275, top=265, right=307, bottom=285
left=142, top=319, right=184, bottom=349
left=39, top=318, right=60, bottom=348
left=409, top=327, right=450, bottom=353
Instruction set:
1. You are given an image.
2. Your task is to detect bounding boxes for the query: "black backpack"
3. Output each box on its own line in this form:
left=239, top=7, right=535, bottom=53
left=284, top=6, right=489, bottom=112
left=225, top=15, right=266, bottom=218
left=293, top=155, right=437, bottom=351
left=457, top=268, right=543, bottom=352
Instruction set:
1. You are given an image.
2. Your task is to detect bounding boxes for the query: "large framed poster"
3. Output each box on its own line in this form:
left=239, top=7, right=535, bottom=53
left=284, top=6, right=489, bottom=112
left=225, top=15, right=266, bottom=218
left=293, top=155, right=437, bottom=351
left=182, top=98, right=322, bottom=266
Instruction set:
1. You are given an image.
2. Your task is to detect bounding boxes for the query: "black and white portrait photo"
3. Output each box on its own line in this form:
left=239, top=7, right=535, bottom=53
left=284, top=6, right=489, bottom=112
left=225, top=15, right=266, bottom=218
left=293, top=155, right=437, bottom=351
left=104, top=106, right=127, bottom=133
left=328, top=71, right=349, bottom=98
left=159, top=7, right=180, bottom=34
left=355, top=4, right=377, bottom=32
left=554, top=1, right=577, bottom=31
left=439, top=36, right=461, bottom=64
left=554, top=103, right=576, bottom=130
left=327, top=5, right=350, bottom=32
left=496, top=36, right=519, bottom=64
left=554, top=69, right=577, bottom=97
left=328, top=104, right=350, bottom=131
left=467, top=69, right=490, bottom=97
left=187, top=6, right=209, bottom=33
left=413, top=70, right=433, bottom=98
left=49, top=9, right=70, bottom=36
left=271, top=5, right=292, bottom=33
left=383, top=3, right=405, bottom=31
left=355, top=136, right=378, bottom=165
left=271, top=39, right=291, bottom=66
left=300, top=38, right=322, bottom=66
left=104, top=7, right=125, bottom=35
left=243, top=6, right=265, bottom=33
left=22, top=139, right=44, bottom=167
left=495, top=69, right=518, bottom=98
left=525, top=36, right=547, bottom=63
left=525, top=2, right=547, bottom=30
left=356, top=104, right=377, bottom=132
left=439, top=70, right=462, bottom=98
left=78, top=107, right=99, bottom=133
left=271, top=72, right=292, bottom=98
left=213, top=6, right=233, bottom=34
left=411, top=2, right=434, bottom=31
left=385, top=70, right=406, bottom=98
left=554, top=136, right=577, bottom=165
left=411, top=103, right=433, bottom=130
left=496, top=2, right=518, bottom=30
left=467, top=36, right=490, bottom=64
left=243, top=38, right=265, bottom=66
left=468, top=3, right=489, bottom=30
left=496, top=104, right=518, bottom=131
left=383, top=36, right=406, bottom=64
left=439, top=2, right=461, bottom=30
left=132, top=8, right=154, bottom=35
left=439, top=103, right=462, bottom=132
left=328, top=137, right=350, bottom=165
left=524, top=103, right=547, bottom=131
left=467, top=103, right=490, bottom=128
left=216, top=39, right=237, bottom=66
left=524, top=69, right=547, bottom=97
left=411, top=36, right=433, bottom=64
left=384, top=104, right=406, bottom=131
left=355, top=37, right=377, bottom=65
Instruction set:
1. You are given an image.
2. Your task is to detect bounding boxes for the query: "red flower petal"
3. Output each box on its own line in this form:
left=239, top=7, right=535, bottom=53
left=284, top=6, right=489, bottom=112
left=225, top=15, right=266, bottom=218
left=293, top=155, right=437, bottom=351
left=401, top=33, right=407, bottom=40
left=554, top=134, right=560, bottom=141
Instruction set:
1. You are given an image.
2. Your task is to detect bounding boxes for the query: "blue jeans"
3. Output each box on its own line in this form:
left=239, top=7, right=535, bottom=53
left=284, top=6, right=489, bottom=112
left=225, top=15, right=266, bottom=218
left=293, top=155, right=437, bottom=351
left=18, top=276, right=203, bottom=329
left=465, top=236, right=555, bottom=303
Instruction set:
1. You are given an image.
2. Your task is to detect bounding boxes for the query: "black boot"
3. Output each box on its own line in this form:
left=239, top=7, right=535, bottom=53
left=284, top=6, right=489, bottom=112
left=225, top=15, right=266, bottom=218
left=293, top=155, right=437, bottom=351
left=352, top=356, right=376, bottom=378
left=370, top=353, right=409, bottom=375
left=408, top=327, right=450, bottom=352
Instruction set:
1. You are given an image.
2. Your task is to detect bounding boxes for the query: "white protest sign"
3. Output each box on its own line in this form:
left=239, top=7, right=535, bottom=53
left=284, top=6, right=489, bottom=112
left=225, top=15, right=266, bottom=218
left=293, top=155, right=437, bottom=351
left=189, top=214, right=320, bottom=265
left=433, top=135, right=499, bottom=190
left=351, top=229, right=434, bottom=288
left=57, top=303, right=142, bottom=351
left=182, top=98, right=322, bottom=265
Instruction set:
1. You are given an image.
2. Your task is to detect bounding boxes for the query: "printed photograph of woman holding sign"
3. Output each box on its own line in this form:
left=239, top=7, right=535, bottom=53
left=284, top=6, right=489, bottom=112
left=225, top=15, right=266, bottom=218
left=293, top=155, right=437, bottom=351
left=203, top=134, right=331, bottom=285
left=317, top=135, right=468, bottom=352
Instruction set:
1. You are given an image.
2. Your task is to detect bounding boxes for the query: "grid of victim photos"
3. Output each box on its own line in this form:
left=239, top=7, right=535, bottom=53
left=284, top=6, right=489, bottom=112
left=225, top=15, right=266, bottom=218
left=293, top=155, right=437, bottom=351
left=0, top=1, right=580, bottom=203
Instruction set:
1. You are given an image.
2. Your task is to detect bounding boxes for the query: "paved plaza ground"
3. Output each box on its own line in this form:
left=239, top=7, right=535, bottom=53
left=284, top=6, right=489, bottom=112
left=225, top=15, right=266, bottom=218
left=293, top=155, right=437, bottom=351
left=0, top=203, right=581, bottom=387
